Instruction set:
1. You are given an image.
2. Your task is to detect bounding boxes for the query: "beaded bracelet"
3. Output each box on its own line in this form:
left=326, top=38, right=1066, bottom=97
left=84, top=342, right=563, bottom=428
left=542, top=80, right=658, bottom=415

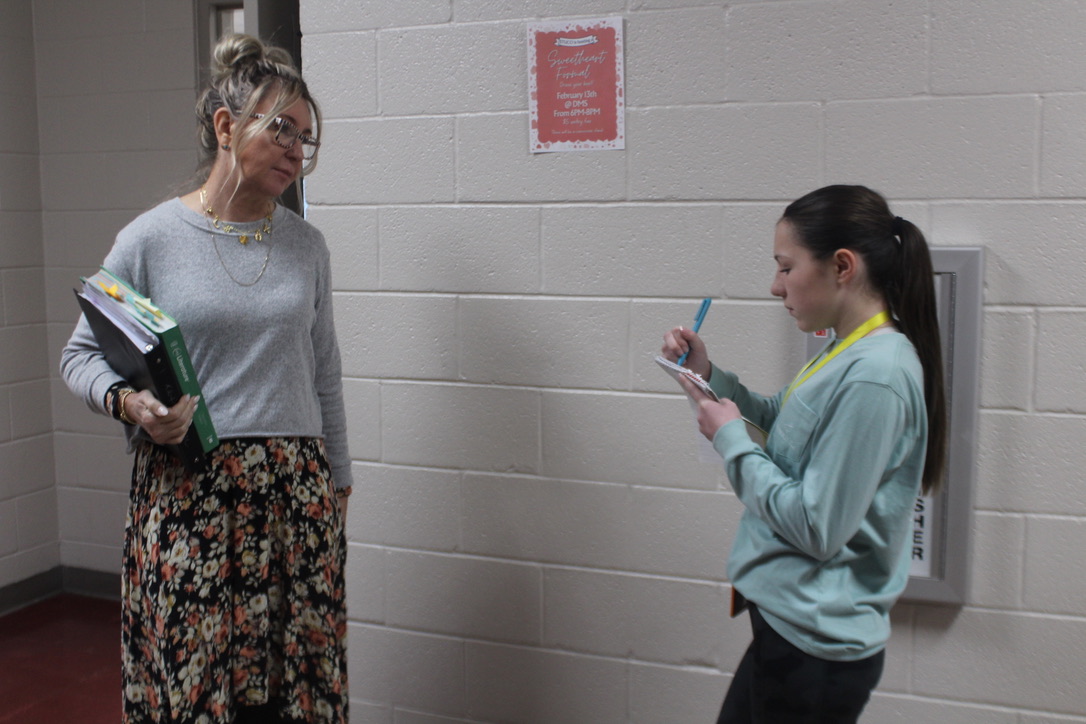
left=104, top=382, right=129, bottom=420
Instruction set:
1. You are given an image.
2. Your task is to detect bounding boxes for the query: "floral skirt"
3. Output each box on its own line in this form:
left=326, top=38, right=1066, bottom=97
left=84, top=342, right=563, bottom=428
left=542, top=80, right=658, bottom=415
left=121, top=438, right=348, bottom=724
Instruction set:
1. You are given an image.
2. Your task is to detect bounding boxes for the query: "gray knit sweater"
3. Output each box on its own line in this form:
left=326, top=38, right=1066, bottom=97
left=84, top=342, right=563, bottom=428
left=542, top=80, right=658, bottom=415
left=61, top=198, right=353, bottom=489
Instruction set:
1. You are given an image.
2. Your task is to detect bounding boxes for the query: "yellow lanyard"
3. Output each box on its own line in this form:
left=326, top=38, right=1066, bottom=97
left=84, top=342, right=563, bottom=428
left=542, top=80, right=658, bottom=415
left=782, top=310, right=890, bottom=406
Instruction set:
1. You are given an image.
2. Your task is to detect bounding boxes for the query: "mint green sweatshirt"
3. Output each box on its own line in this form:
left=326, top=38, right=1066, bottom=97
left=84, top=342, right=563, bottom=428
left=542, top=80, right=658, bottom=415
left=709, top=331, right=926, bottom=661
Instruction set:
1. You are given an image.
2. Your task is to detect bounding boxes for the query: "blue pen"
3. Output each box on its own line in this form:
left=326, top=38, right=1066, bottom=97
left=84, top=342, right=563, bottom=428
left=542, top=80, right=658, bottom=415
left=677, top=297, right=711, bottom=366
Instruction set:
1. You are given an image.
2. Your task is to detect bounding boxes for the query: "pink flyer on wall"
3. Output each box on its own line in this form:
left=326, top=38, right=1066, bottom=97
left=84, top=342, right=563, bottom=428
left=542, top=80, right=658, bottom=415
left=528, top=16, right=625, bottom=153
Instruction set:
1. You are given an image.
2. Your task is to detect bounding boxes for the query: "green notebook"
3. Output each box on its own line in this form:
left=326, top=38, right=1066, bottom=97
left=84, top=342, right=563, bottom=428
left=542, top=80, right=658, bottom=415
left=76, top=267, right=218, bottom=470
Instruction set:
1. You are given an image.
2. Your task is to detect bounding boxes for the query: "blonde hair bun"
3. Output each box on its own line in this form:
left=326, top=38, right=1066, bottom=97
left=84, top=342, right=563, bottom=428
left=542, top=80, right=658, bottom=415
left=193, top=33, right=321, bottom=181
left=211, top=33, right=298, bottom=84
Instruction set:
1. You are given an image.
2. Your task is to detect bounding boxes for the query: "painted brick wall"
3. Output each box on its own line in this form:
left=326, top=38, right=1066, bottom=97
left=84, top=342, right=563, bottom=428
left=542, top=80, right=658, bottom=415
left=300, top=1, right=1086, bottom=722
left=8, top=0, right=1085, bottom=720
left=0, top=0, right=56, bottom=594
left=38, top=0, right=198, bottom=580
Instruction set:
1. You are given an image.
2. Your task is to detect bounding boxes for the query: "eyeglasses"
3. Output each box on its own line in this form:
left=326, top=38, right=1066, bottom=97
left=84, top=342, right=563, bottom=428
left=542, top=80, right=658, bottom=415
left=251, top=113, right=320, bottom=160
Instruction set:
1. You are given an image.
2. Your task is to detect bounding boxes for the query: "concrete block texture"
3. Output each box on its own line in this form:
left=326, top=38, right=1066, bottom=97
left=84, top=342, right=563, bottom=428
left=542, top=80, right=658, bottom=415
left=15, top=487, right=58, bottom=549
left=542, top=567, right=729, bottom=665
left=932, top=202, right=1086, bottom=306
left=302, top=0, right=452, bottom=33
left=913, top=607, right=1086, bottom=714
left=0, top=436, right=52, bottom=499
left=463, top=642, right=628, bottom=723
left=976, top=411, right=1086, bottom=516
left=825, top=97, right=1039, bottom=199
left=0, top=387, right=8, bottom=443
left=540, top=390, right=731, bottom=490
left=0, top=211, right=43, bottom=267
left=10, top=380, right=52, bottom=440
left=457, top=113, right=628, bottom=202
left=2, top=268, right=45, bottom=325
left=41, top=210, right=129, bottom=268
left=931, top=0, right=1086, bottom=94
left=348, top=625, right=466, bottom=716
left=1035, top=311, right=1086, bottom=413
left=310, top=207, right=378, bottom=291
left=967, top=512, right=1025, bottom=611
left=307, top=118, right=456, bottom=204
left=726, top=0, right=927, bottom=102
left=344, top=544, right=385, bottom=625
left=0, top=499, right=16, bottom=556
left=461, top=474, right=734, bottom=577
left=346, top=463, right=462, bottom=551
left=0, top=154, right=42, bottom=211
left=628, top=663, right=726, bottom=723
left=378, top=206, right=541, bottom=293
left=540, top=205, right=723, bottom=296
left=380, top=383, right=540, bottom=472
left=456, top=0, right=625, bottom=23
left=55, top=486, right=126, bottom=548
left=980, top=309, right=1034, bottom=411
left=9, top=0, right=1086, bottom=721
left=458, top=297, right=630, bottom=388
left=1041, top=93, right=1086, bottom=197
left=290, top=2, right=1086, bottom=717
left=626, top=7, right=727, bottom=106
left=384, top=550, right=542, bottom=644
left=336, top=293, right=459, bottom=380
left=0, top=88, right=38, bottom=154
left=303, top=32, right=378, bottom=120
left=628, top=104, right=822, bottom=201
left=342, top=380, right=380, bottom=462
left=1023, top=516, right=1086, bottom=616
left=379, top=23, right=526, bottom=115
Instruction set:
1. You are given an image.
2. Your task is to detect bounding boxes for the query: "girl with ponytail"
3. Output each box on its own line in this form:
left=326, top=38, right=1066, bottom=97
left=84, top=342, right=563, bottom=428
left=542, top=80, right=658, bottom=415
left=661, top=185, right=946, bottom=722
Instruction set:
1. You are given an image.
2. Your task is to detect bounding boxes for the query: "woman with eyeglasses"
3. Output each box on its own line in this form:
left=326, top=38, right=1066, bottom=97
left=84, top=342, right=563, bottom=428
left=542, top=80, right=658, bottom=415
left=661, top=185, right=947, bottom=723
left=61, top=34, right=350, bottom=724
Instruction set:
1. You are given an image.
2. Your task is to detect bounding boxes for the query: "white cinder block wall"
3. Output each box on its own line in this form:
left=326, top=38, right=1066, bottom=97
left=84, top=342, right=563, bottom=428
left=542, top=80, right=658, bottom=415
left=300, top=1, right=1086, bottom=722
left=37, top=1, right=199, bottom=582
left=5, top=0, right=1083, bottom=721
left=0, top=0, right=56, bottom=592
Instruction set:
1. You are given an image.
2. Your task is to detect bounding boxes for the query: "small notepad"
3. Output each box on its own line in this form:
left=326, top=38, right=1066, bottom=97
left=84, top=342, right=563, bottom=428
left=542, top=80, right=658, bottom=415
left=654, top=355, right=768, bottom=450
left=654, top=355, right=719, bottom=400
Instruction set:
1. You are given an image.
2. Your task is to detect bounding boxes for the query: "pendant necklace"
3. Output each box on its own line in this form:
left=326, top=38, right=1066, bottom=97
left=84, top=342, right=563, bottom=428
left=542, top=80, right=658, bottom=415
left=200, top=187, right=274, bottom=287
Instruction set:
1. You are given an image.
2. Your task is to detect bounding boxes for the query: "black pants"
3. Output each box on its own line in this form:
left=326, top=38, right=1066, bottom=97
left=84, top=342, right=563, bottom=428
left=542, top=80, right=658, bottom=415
left=717, top=606, right=884, bottom=724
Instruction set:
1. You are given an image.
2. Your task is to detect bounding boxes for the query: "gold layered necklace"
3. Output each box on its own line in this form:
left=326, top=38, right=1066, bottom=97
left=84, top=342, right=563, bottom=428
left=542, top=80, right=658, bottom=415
left=200, top=187, right=274, bottom=287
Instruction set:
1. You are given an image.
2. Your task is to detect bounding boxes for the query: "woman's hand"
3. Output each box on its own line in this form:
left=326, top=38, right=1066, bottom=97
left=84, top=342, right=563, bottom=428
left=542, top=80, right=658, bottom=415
left=678, top=374, right=742, bottom=441
left=123, top=390, right=199, bottom=445
left=661, top=326, right=711, bottom=380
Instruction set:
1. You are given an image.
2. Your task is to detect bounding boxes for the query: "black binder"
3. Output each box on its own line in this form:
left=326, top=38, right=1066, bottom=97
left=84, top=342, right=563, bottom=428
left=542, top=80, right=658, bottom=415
left=75, top=286, right=216, bottom=472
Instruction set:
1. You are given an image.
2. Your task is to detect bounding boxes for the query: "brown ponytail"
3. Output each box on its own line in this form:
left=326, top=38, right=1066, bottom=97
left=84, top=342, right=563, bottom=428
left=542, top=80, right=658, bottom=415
left=781, top=185, right=947, bottom=493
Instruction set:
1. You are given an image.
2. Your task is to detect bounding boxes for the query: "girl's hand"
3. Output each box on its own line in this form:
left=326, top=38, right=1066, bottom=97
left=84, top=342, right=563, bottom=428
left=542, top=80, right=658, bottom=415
left=123, top=390, right=198, bottom=445
left=661, top=326, right=711, bottom=380
left=678, top=374, right=742, bottom=440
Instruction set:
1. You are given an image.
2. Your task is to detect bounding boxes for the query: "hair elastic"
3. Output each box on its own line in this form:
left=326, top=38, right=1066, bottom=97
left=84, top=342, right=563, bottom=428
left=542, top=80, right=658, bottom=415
left=891, top=216, right=905, bottom=245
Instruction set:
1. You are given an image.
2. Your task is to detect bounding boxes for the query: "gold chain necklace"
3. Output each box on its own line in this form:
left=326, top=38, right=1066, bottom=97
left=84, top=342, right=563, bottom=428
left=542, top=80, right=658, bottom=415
left=200, top=187, right=274, bottom=287
left=200, top=187, right=273, bottom=244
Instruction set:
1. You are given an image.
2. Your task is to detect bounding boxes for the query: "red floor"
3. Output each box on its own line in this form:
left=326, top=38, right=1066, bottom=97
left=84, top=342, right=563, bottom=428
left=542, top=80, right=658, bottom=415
left=0, top=594, right=121, bottom=723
